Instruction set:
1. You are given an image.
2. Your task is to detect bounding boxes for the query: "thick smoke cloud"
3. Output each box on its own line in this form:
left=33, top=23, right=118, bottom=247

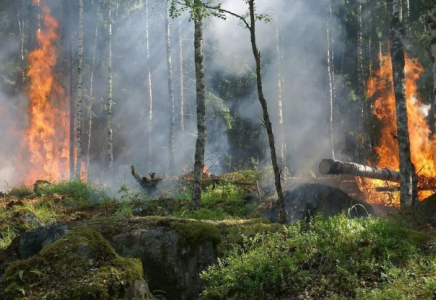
left=0, top=0, right=351, bottom=191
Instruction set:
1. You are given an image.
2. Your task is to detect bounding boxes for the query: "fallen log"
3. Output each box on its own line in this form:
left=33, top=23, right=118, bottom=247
left=319, top=159, right=401, bottom=182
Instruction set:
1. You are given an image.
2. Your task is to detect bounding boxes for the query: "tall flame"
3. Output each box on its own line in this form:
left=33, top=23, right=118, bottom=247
left=360, top=52, right=436, bottom=205
left=19, top=0, right=69, bottom=185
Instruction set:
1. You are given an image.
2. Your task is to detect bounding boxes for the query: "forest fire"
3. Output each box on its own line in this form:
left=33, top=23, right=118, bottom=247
left=18, top=0, right=69, bottom=185
left=358, top=52, right=436, bottom=205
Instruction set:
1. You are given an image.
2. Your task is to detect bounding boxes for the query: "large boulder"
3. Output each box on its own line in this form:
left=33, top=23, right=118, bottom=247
left=18, top=223, right=71, bottom=259
left=263, top=183, right=373, bottom=223
left=1, top=217, right=222, bottom=300
left=86, top=217, right=221, bottom=300
left=0, top=228, right=148, bottom=300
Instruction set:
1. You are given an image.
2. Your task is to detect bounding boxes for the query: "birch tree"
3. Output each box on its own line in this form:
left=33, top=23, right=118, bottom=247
left=327, top=0, right=335, bottom=159
left=86, top=9, right=100, bottom=179
left=107, top=1, right=114, bottom=176
left=178, top=17, right=185, bottom=140
left=202, top=0, right=287, bottom=222
left=274, top=19, right=286, bottom=172
left=165, top=0, right=176, bottom=174
left=387, top=0, right=418, bottom=207
left=145, top=0, right=153, bottom=163
left=75, top=0, right=84, bottom=178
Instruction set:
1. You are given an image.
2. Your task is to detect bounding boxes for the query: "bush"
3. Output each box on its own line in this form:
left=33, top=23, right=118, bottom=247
left=200, top=215, right=436, bottom=299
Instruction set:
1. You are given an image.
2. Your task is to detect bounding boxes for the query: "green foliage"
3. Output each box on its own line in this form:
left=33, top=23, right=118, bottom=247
left=7, top=186, right=34, bottom=199
left=200, top=215, right=436, bottom=299
left=46, top=181, right=110, bottom=204
left=183, top=183, right=256, bottom=220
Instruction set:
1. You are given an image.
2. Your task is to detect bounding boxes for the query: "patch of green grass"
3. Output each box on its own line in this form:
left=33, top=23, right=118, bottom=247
left=200, top=214, right=436, bottom=300
left=185, top=183, right=254, bottom=221
left=7, top=186, right=34, bottom=199
left=46, top=181, right=110, bottom=204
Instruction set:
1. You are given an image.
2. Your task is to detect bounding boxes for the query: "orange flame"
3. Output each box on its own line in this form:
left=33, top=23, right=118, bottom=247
left=360, top=51, right=436, bottom=205
left=18, top=0, right=69, bottom=185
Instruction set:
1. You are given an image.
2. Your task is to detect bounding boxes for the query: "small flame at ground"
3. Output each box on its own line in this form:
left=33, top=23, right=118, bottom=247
left=18, top=0, right=69, bottom=185
left=360, top=52, right=436, bottom=205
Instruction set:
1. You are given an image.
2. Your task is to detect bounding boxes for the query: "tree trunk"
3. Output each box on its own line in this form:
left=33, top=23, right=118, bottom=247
left=145, top=0, right=153, bottom=164
left=319, top=158, right=401, bottom=182
left=248, top=0, right=286, bottom=223
left=165, top=0, right=175, bottom=174
left=75, top=0, right=84, bottom=179
left=275, top=19, right=286, bottom=171
left=327, top=0, right=335, bottom=159
left=178, top=17, right=185, bottom=142
left=429, top=4, right=436, bottom=134
left=86, top=10, right=99, bottom=180
left=107, top=2, right=114, bottom=176
left=387, top=0, right=418, bottom=207
left=68, top=0, right=75, bottom=179
left=191, top=0, right=206, bottom=211
left=357, top=0, right=364, bottom=133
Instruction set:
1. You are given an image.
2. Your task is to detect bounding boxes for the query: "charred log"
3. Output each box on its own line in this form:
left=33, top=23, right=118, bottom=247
left=319, top=159, right=401, bottom=182
left=131, top=165, right=161, bottom=194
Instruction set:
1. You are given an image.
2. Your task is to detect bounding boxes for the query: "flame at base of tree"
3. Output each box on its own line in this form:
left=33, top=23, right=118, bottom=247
left=17, top=0, right=70, bottom=185
left=359, top=52, right=436, bottom=205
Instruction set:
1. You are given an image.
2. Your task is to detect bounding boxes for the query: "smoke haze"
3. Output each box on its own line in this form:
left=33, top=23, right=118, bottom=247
left=0, top=0, right=355, bottom=192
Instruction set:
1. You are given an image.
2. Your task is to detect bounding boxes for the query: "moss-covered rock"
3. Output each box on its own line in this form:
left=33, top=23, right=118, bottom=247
left=0, top=228, right=149, bottom=300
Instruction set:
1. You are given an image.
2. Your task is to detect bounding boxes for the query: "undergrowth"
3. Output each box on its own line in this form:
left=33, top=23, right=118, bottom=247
left=200, top=214, right=436, bottom=300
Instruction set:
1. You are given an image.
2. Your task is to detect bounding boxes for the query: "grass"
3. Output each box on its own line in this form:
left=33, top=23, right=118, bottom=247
left=175, top=183, right=257, bottom=220
left=200, top=214, right=436, bottom=300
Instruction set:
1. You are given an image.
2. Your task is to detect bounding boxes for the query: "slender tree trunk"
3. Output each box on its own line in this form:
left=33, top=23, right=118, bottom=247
left=179, top=17, right=185, bottom=140
left=75, top=0, right=84, bottom=179
left=402, top=0, right=410, bottom=36
left=369, top=0, right=381, bottom=150
left=17, top=1, right=26, bottom=86
left=388, top=0, right=417, bottom=207
left=275, top=20, right=286, bottom=171
left=86, top=12, right=99, bottom=180
left=327, top=0, right=335, bottom=159
left=429, top=4, right=436, bottom=134
left=145, top=0, right=153, bottom=163
left=357, top=0, right=364, bottom=129
left=248, top=0, right=286, bottom=223
left=191, top=0, right=206, bottom=211
left=165, top=0, right=175, bottom=174
left=107, top=3, right=114, bottom=176
left=68, top=0, right=75, bottom=179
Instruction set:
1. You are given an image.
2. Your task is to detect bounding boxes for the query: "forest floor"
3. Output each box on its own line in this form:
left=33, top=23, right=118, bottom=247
left=1, top=172, right=436, bottom=299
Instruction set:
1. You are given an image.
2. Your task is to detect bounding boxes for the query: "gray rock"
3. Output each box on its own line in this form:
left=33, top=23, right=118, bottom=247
left=264, top=183, right=373, bottom=223
left=18, top=223, right=70, bottom=259
left=112, top=226, right=217, bottom=300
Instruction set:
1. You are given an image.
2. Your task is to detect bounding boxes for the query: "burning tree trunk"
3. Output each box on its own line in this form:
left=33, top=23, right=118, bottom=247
left=191, top=0, right=206, bottom=211
left=75, top=0, right=84, bottom=179
left=107, top=2, right=114, bottom=176
left=165, top=0, right=175, bottom=174
left=319, top=159, right=401, bottom=182
left=388, top=0, right=418, bottom=207
left=430, top=4, right=436, bottom=134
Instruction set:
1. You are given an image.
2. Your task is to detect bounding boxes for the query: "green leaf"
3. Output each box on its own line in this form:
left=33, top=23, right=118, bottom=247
left=18, top=270, right=24, bottom=280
